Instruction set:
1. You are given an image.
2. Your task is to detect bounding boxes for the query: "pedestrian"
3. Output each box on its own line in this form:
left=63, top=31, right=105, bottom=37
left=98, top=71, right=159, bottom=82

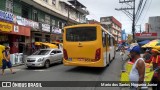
left=120, top=45, right=130, bottom=72
left=128, top=44, right=146, bottom=90
left=1, top=46, right=16, bottom=75
left=145, top=49, right=160, bottom=90
left=143, top=49, right=151, bottom=61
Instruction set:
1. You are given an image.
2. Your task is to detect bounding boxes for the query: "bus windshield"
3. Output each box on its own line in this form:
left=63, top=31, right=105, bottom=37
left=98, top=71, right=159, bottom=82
left=66, top=27, right=97, bottom=42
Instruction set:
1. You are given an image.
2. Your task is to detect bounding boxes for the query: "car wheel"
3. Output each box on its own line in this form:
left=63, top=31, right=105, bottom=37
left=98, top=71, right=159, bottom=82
left=60, top=58, right=63, bottom=64
left=44, top=60, right=50, bottom=68
left=27, top=66, right=32, bottom=69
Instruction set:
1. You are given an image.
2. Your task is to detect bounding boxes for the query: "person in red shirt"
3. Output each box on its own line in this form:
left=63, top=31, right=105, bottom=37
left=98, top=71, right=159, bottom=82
left=145, top=49, right=160, bottom=90
left=145, top=49, right=160, bottom=68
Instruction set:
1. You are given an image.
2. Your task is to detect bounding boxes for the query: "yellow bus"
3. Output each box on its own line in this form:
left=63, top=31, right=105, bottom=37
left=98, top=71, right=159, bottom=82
left=63, top=24, right=116, bottom=67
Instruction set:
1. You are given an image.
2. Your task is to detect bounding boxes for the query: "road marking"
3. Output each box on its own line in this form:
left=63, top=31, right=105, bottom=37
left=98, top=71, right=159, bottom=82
left=5, top=69, right=50, bottom=72
left=32, top=70, right=50, bottom=72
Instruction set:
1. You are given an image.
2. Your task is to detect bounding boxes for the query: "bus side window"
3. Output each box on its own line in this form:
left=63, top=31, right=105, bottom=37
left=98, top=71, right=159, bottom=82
left=110, top=37, right=113, bottom=46
left=108, top=34, right=111, bottom=46
left=102, top=31, right=106, bottom=47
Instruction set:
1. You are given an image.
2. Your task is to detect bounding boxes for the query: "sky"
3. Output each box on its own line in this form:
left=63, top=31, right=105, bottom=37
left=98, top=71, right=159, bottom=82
left=78, top=0, right=160, bottom=34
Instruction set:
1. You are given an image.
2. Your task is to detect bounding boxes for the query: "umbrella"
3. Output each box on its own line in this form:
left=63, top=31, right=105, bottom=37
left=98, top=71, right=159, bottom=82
left=152, top=43, right=160, bottom=50
left=42, top=43, right=58, bottom=49
left=35, top=42, right=42, bottom=46
left=138, top=40, right=150, bottom=45
left=142, top=39, right=160, bottom=48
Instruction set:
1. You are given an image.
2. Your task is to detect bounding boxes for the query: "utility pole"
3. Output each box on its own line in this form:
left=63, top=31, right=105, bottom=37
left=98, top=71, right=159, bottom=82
left=115, top=0, right=136, bottom=42
left=132, top=0, right=136, bottom=42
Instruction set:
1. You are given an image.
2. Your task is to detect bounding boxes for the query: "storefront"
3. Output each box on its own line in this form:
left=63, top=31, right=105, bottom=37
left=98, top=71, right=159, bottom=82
left=9, top=25, right=31, bottom=54
left=0, top=21, right=31, bottom=54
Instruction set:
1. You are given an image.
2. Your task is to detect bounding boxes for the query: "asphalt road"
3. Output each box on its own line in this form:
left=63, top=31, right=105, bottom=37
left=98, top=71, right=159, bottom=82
left=0, top=52, right=124, bottom=90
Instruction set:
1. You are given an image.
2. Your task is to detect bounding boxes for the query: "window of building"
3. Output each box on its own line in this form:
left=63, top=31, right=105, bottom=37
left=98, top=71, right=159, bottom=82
left=64, top=5, right=68, bottom=12
left=6, top=0, right=13, bottom=13
left=52, top=0, right=56, bottom=5
left=22, top=6, right=29, bottom=19
left=43, top=0, right=48, bottom=3
left=32, top=10, right=38, bottom=21
left=58, top=21, right=62, bottom=29
left=52, top=19, right=56, bottom=26
left=45, top=14, right=50, bottom=24
left=13, top=2, right=21, bottom=16
left=45, top=35, right=50, bottom=42
left=114, top=30, right=117, bottom=34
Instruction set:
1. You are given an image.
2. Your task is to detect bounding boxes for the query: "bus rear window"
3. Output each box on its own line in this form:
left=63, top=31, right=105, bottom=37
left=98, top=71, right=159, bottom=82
left=66, top=27, right=97, bottom=41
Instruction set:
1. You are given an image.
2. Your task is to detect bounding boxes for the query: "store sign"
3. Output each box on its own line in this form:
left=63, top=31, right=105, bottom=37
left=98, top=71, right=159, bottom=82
left=10, top=25, right=31, bottom=36
left=51, top=27, right=62, bottom=34
left=135, top=33, right=157, bottom=37
left=0, top=21, right=13, bottom=32
left=42, top=23, right=50, bottom=32
left=135, top=33, right=157, bottom=39
left=14, top=25, right=19, bottom=32
left=13, top=15, right=39, bottom=29
left=0, top=10, right=13, bottom=22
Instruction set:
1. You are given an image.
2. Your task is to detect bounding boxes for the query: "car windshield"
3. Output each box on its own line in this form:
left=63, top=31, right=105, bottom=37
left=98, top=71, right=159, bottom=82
left=32, top=50, right=50, bottom=55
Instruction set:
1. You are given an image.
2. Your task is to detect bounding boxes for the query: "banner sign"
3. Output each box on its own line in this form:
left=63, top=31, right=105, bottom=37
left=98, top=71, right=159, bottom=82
left=42, top=23, right=50, bottom=32
left=135, top=33, right=157, bottom=39
left=0, top=21, right=13, bottom=32
left=51, top=26, right=62, bottom=34
left=13, top=16, right=39, bottom=29
left=0, top=10, right=13, bottom=22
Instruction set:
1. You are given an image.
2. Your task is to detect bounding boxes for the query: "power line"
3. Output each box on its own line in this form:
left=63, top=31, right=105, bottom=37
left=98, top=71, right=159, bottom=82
left=135, top=0, right=143, bottom=21
left=140, top=0, right=153, bottom=24
left=115, top=0, right=136, bottom=41
left=135, top=0, right=148, bottom=24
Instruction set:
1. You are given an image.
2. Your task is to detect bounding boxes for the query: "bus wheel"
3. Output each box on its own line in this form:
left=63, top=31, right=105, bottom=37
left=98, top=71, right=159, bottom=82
left=113, top=51, right=116, bottom=60
left=109, top=54, right=111, bottom=64
left=107, top=54, right=111, bottom=66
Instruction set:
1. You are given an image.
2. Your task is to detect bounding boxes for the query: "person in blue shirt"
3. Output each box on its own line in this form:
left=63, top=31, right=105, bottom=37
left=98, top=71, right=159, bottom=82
left=1, top=46, right=15, bottom=75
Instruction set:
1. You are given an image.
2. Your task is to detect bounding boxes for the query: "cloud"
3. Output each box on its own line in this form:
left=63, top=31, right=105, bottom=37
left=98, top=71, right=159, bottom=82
left=78, top=0, right=160, bottom=34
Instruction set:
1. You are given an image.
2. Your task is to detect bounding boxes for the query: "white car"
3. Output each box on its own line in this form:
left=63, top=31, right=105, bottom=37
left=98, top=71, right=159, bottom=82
left=25, top=49, right=63, bottom=68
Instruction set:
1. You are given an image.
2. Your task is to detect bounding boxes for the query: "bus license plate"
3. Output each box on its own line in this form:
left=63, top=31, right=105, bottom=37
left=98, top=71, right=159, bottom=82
left=68, top=58, right=72, bottom=61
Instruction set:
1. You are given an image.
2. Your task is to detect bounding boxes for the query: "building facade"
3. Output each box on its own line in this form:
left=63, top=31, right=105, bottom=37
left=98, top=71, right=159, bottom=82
left=0, top=0, right=89, bottom=54
left=87, top=19, right=100, bottom=24
left=148, top=16, right=160, bottom=38
left=100, top=16, right=122, bottom=42
left=145, top=23, right=150, bottom=33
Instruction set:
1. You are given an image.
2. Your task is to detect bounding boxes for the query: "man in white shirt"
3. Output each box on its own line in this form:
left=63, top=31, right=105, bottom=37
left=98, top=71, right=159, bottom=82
left=128, top=44, right=146, bottom=90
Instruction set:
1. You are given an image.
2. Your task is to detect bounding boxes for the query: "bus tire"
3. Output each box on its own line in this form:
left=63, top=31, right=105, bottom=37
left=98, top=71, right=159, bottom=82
left=107, top=54, right=111, bottom=66
left=109, top=54, right=111, bottom=64
left=113, top=51, right=116, bottom=60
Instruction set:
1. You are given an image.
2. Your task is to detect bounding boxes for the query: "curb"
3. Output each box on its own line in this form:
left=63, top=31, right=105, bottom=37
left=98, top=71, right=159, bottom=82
left=12, top=64, right=25, bottom=67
